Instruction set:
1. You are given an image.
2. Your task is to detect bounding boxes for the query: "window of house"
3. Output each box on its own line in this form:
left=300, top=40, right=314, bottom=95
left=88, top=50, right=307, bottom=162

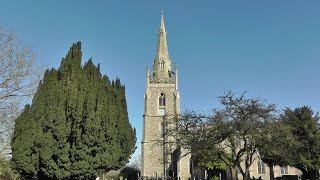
left=281, top=166, right=288, bottom=175
left=159, top=93, right=166, bottom=106
left=257, top=160, right=266, bottom=174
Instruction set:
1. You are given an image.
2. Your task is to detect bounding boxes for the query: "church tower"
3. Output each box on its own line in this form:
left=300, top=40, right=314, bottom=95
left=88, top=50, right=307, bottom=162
left=141, top=13, right=190, bottom=180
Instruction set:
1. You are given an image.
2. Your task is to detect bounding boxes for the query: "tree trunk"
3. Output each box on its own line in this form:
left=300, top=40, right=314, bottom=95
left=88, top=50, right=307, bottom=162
left=244, top=167, right=251, bottom=180
left=239, top=169, right=250, bottom=180
left=229, top=167, right=237, bottom=180
left=268, top=165, right=274, bottom=180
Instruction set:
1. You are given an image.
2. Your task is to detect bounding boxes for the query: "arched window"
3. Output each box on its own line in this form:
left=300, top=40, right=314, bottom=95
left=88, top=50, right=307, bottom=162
left=159, top=93, right=166, bottom=115
left=281, top=166, right=288, bottom=175
left=257, top=160, right=266, bottom=174
left=159, top=93, right=166, bottom=106
left=160, top=61, right=165, bottom=69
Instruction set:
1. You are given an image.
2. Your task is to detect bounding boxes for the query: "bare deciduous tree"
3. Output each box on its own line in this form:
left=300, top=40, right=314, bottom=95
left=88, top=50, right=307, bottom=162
left=170, top=91, right=276, bottom=180
left=128, top=154, right=141, bottom=171
left=0, top=28, right=40, bottom=157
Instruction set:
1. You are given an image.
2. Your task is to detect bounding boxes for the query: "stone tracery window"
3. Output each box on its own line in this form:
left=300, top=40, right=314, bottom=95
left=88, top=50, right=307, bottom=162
left=281, top=166, right=288, bottom=174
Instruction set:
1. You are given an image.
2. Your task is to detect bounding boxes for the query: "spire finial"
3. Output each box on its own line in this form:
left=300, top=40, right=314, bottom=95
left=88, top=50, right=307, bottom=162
left=160, top=10, right=166, bottom=33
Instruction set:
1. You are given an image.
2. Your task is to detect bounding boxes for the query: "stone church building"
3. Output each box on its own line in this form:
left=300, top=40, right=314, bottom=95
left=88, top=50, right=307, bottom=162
left=141, top=14, right=301, bottom=180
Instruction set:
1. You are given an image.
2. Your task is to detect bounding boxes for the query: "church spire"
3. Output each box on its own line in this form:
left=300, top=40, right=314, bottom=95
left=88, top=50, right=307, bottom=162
left=152, top=12, right=173, bottom=82
left=160, top=11, right=166, bottom=33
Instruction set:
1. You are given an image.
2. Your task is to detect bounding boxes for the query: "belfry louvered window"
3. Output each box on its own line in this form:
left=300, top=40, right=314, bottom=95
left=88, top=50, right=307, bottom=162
left=159, top=93, right=166, bottom=106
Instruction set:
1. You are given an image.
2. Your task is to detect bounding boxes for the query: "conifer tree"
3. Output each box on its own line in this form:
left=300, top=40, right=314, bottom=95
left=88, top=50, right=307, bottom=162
left=11, top=42, right=136, bottom=180
left=281, top=106, right=320, bottom=180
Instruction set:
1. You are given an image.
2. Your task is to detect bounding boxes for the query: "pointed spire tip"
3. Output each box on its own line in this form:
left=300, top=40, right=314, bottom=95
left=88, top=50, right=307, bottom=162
left=160, top=10, right=166, bottom=33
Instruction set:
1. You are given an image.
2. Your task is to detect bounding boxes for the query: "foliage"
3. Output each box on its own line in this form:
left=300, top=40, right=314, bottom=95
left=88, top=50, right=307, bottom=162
left=173, top=91, right=276, bottom=180
left=257, top=119, right=294, bottom=179
left=281, top=106, right=320, bottom=180
left=119, top=166, right=140, bottom=180
left=212, top=91, right=276, bottom=180
left=0, top=156, right=19, bottom=180
left=11, top=42, right=136, bottom=179
left=192, top=142, right=228, bottom=171
left=169, top=111, right=227, bottom=166
left=210, top=176, right=220, bottom=180
left=0, top=28, right=40, bottom=157
left=257, top=106, right=320, bottom=180
left=197, top=154, right=228, bottom=171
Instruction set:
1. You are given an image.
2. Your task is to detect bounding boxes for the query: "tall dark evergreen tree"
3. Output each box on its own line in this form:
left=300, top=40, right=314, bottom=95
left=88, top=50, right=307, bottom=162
left=281, top=106, right=320, bottom=180
left=11, top=42, right=136, bottom=180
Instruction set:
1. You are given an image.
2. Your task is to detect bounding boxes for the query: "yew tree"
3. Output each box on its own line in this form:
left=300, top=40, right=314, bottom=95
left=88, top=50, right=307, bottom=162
left=11, top=42, right=136, bottom=179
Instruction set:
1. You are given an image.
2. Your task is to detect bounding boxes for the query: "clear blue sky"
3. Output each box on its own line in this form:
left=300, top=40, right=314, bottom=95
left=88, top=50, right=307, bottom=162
left=2, top=1, right=320, bottom=161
